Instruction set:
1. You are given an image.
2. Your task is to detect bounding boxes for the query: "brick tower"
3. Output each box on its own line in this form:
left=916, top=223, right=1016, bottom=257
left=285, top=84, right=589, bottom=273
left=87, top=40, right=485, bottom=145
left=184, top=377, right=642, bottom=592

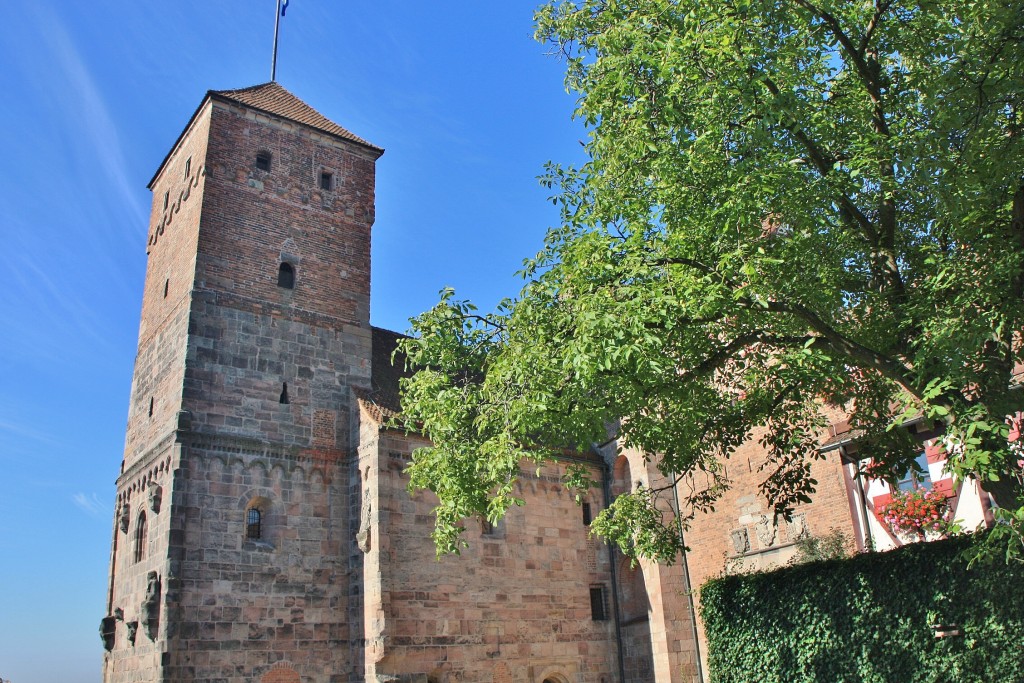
left=103, top=83, right=383, bottom=683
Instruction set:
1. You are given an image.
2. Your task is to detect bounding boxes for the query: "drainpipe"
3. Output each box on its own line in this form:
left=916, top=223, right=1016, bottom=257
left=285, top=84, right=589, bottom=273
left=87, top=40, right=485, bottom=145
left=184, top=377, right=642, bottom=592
left=843, top=446, right=875, bottom=552
left=670, top=477, right=704, bottom=683
left=602, top=462, right=627, bottom=683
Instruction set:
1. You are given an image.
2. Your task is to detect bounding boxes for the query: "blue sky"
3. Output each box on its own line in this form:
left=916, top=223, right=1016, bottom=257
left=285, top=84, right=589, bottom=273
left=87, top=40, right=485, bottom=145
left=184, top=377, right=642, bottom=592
left=0, top=3, right=584, bottom=680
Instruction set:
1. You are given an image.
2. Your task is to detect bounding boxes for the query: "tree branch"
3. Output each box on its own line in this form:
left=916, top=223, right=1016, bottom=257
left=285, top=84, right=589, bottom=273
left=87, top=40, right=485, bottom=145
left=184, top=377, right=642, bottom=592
left=761, top=77, right=880, bottom=244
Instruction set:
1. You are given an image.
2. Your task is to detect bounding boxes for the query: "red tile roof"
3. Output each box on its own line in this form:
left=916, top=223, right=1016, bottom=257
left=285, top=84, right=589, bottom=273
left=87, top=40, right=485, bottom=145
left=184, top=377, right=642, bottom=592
left=211, top=82, right=382, bottom=154
left=148, top=82, right=383, bottom=187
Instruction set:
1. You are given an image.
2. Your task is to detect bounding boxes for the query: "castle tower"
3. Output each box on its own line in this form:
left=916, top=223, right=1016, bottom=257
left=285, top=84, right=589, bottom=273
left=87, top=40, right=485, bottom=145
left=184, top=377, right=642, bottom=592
left=103, top=83, right=383, bottom=683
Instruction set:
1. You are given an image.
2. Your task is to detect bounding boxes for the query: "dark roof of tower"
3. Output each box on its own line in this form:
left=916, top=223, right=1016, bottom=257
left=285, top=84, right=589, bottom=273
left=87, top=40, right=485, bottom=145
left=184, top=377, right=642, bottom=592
left=148, top=82, right=383, bottom=188
left=211, top=82, right=383, bottom=153
left=355, top=327, right=414, bottom=424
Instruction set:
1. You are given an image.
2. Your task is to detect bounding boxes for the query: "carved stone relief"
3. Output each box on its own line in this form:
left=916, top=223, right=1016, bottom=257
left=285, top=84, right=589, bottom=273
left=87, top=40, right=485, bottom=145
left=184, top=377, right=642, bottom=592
left=754, top=514, right=777, bottom=547
left=118, top=503, right=131, bottom=534
left=787, top=513, right=809, bottom=542
left=141, top=571, right=161, bottom=641
left=126, top=620, right=139, bottom=646
left=356, top=488, right=372, bottom=553
left=730, top=528, right=750, bottom=554
left=148, top=483, right=163, bottom=514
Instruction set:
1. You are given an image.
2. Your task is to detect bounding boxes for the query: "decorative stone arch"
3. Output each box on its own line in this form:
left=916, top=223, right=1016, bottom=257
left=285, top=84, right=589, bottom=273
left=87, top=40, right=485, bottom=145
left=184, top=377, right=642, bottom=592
left=538, top=673, right=570, bottom=683
left=612, top=454, right=634, bottom=497
left=531, top=662, right=578, bottom=683
left=617, top=555, right=651, bottom=623
left=260, top=663, right=299, bottom=683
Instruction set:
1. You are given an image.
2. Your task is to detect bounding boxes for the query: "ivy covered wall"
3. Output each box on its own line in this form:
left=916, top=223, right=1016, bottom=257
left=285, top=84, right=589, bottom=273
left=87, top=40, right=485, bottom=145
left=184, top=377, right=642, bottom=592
left=701, top=535, right=1024, bottom=682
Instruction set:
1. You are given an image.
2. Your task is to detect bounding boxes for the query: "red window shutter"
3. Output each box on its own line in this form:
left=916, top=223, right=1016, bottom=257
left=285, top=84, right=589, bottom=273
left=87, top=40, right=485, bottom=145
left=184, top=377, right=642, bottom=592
left=925, top=442, right=945, bottom=464
left=932, top=478, right=955, bottom=498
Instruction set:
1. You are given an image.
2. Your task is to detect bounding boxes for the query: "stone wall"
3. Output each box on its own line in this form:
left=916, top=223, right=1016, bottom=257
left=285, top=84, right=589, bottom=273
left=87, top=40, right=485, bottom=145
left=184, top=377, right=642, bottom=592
left=106, top=90, right=381, bottom=683
left=123, top=103, right=210, bottom=470
left=106, top=102, right=214, bottom=683
left=357, top=418, right=621, bottom=683
left=162, top=443, right=350, bottom=682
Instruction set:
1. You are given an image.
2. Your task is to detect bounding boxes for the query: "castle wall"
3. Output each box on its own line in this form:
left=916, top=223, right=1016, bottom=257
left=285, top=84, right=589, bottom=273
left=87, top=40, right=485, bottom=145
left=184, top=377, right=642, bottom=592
left=358, top=421, right=620, bottom=683
left=158, top=99, right=378, bottom=682
left=106, top=104, right=214, bottom=683
left=679, top=410, right=857, bottom=680
left=609, top=449, right=702, bottom=683
left=162, top=444, right=350, bottom=683
left=106, top=87, right=381, bottom=683
left=122, top=105, right=211, bottom=469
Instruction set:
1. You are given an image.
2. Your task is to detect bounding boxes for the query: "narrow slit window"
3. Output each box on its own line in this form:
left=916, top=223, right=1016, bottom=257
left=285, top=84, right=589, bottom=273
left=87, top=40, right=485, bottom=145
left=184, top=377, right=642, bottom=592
left=277, top=262, right=295, bottom=289
left=279, top=382, right=289, bottom=405
left=582, top=502, right=592, bottom=526
left=319, top=171, right=333, bottom=191
left=134, top=511, right=148, bottom=563
left=163, top=190, right=169, bottom=211
left=255, top=151, right=272, bottom=172
left=590, top=586, right=608, bottom=621
left=246, top=507, right=262, bottom=539
left=184, top=156, right=192, bottom=179
left=148, top=397, right=154, bottom=417
left=163, top=279, right=169, bottom=298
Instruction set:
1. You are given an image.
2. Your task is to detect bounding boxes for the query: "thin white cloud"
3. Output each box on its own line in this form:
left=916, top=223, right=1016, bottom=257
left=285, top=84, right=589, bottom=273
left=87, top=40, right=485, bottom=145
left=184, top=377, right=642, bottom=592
left=31, top=5, right=148, bottom=237
left=72, top=492, right=107, bottom=518
left=0, top=418, right=61, bottom=448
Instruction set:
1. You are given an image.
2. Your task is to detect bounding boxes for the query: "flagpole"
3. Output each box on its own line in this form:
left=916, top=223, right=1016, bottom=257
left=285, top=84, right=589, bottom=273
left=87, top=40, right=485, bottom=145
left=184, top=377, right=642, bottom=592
left=271, top=0, right=282, bottom=81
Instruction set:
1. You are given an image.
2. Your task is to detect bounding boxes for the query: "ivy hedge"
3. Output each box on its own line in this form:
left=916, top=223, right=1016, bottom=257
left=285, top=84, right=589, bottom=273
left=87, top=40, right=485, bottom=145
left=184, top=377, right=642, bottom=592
left=700, top=535, right=1024, bottom=682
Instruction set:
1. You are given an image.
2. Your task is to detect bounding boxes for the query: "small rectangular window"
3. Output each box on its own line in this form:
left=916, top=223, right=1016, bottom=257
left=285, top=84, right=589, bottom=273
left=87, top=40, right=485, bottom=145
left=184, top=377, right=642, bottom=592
left=319, top=171, right=333, bottom=191
left=255, top=151, right=272, bottom=172
left=583, top=502, right=592, bottom=526
left=590, top=586, right=608, bottom=621
left=184, top=156, right=192, bottom=179
left=247, top=508, right=262, bottom=539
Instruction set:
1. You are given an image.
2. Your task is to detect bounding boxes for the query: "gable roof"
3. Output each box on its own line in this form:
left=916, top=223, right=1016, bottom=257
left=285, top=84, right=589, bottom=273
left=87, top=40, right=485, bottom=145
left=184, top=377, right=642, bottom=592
left=212, top=82, right=383, bottom=153
left=148, top=82, right=383, bottom=188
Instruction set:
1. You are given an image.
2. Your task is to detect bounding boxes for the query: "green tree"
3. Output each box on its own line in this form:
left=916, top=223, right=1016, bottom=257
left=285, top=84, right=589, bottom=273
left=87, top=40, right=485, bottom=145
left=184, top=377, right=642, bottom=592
left=399, top=0, right=1024, bottom=561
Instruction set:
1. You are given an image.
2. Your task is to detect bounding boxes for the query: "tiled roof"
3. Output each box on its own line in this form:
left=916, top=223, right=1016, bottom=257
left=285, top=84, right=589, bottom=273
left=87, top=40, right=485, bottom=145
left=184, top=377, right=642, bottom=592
left=148, top=82, right=383, bottom=188
left=818, top=428, right=865, bottom=453
left=211, top=82, right=383, bottom=153
left=355, top=327, right=414, bottom=425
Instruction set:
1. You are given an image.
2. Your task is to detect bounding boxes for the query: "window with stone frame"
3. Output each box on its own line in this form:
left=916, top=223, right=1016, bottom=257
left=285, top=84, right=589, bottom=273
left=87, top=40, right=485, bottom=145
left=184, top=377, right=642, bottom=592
left=277, top=262, right=295, bottom=289
left=134, top=511, right=148, bottom=563
left=246, top=507, right=262, bottom=540
left=319, top=170, right=334, bottom=191
left=590, top=585, right=609, bottom=621
left=255, top=151, right=272, bottom=172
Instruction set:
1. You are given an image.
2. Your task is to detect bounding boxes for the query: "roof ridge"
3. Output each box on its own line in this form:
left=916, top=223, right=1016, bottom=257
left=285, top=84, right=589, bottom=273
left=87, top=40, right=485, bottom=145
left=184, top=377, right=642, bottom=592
left=210, top=82, right=383, bottom=154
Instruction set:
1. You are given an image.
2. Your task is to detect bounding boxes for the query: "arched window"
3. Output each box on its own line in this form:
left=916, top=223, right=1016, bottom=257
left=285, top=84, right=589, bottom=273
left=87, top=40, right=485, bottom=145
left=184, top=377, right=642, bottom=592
left=246, top=507, right=262, bottom=539
left=255, top=151, right=272, bottom=172
left=277, top=262, right=295, bottom=289
left=134, top=511, right=148, bottom=563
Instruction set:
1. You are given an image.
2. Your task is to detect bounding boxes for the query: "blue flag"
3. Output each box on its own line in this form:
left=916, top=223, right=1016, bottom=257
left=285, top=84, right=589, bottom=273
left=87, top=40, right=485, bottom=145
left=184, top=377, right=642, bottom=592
left=281, top=0, right=289, bottom=16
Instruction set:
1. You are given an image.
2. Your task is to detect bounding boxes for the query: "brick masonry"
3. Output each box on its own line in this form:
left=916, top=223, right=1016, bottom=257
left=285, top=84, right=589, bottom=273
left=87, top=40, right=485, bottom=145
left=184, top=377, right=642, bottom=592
left=679, top=405, right=857, bottom=676
left=107, top=83, right=858, bottom=683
